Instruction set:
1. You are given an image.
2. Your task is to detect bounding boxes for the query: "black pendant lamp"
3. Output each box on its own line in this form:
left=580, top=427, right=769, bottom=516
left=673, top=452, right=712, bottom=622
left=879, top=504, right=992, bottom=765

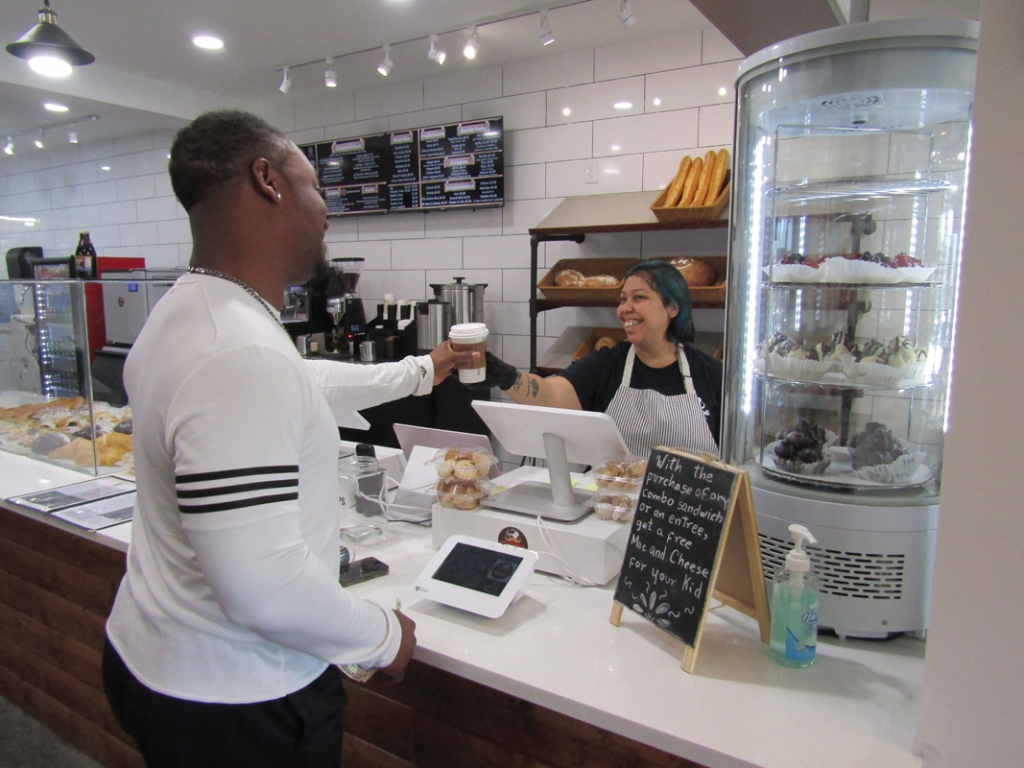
left=6, top=0, right=95, bottom=78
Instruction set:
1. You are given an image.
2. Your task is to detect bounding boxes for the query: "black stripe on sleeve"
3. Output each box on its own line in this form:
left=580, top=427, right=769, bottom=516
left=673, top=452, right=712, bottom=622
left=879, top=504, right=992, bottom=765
left=175, top=465, right=299, bottom=484
left=178, top=492, right=299, bottom=515
left=176, top=478, right=299, bottom=499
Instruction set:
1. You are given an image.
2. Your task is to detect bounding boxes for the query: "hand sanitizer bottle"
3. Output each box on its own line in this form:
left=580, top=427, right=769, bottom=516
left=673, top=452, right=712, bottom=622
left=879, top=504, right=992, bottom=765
left=769, top=524, right=820, bottom=668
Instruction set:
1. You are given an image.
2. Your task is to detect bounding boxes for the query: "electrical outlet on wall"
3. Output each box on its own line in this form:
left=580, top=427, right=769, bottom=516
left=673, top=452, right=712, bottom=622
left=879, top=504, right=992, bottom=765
left=585, top=161, right=598, bottom=184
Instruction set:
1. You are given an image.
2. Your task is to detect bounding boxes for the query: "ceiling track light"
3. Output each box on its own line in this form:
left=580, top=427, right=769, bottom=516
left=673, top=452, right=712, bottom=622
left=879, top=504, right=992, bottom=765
left=6, top=0, right=95, bottom=78
left=68, top=130, right=77, bottom=143
left=619, top=0, right=636, bottom=28
left=377, top=44, right=393, bottom=76
left=4, top=137, right=13, bottom=156
left=463, top=26, right=479, bottom=60
left=428, top=34, right=446, bottom=65
left=279, top=65, right=292, bottom=94
left=538, top=11, right=555, bottom=46
left=324, top=57, right=336, bottom=88
left=34, top=132, right=45, bottom=150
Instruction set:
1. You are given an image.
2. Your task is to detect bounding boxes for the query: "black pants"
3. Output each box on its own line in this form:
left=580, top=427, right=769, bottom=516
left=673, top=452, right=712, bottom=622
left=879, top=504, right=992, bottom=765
left=103, top=638, right=346, bottom=768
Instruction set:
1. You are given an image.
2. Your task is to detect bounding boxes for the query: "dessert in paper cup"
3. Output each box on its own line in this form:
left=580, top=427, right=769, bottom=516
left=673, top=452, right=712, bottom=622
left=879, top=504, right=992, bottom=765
left=848, top=422, right=923, bottom=483
left=770, top=419, right=837, bottom=475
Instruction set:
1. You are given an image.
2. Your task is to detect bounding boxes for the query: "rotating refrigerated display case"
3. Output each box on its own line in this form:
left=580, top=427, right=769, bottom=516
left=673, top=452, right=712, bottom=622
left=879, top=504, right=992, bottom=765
left=722, top=20, right=977, bottom=638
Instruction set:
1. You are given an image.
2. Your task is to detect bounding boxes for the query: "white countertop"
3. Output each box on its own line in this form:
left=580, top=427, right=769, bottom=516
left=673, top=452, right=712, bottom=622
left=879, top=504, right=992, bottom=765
left=2, top=455, right=925, bottom=768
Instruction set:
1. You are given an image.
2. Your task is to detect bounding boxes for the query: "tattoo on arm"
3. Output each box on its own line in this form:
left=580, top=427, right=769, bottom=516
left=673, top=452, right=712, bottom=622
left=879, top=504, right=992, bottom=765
left=529, top=377, right=540, bottom=399
left=512, top=371, right=524, bottom=392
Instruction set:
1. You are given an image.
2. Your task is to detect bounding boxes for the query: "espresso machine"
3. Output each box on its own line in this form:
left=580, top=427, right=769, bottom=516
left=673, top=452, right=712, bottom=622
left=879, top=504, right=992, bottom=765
left=327, top=257, right=366, bottom=357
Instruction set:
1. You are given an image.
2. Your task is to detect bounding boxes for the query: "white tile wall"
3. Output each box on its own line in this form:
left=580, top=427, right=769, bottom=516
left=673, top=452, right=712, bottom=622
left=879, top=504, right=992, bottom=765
left=0, top=27, right=733, bottom=360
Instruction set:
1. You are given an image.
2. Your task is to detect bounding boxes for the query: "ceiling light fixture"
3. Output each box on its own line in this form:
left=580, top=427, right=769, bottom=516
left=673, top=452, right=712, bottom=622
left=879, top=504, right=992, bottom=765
left=614, top=101, right=633, bottom=109
left=192, top=35, right=223, bottom=50
left=377, top=44, right=393, bottom=76
left=428, top=34, right=446, bottom=65
left=619, top=0, right=636, bottom=28
left=279, top=65, right=292, bottom=94
left=44, top=101, right=68, bottom=112
left=4, top=137, right=13, bottom=156
left=6, top=0, right=95, bottom=78
left=538, top=11, right=554, bottom=46
left=463, top=26, right=479, bottom=60
left=325, top=57, right=337, bottom=87
left=68, top=130, right=77, bottom=143
left=34, top=132, right=44, bottom=149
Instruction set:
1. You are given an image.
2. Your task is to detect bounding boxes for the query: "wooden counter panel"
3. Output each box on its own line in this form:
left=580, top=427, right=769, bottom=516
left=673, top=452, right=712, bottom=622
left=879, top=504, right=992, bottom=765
left=0, top=567, right=107, bottom=652
left=356, top=661, right=703, bottom=768
left=343, top=732, right=417, bottom=768
left=0, top=506, right=127, bottom=582
left=0, top=536, right=119, bottom=616
left=346, top=681, right=416, bottom=761
left=0, top=663, right=143, bottom=768
left=0, top=602, right=102, bottom=692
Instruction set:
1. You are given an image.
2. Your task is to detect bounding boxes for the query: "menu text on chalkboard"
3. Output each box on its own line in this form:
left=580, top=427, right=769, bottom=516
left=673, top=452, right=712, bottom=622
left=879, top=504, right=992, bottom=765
left=299, top=117, right=504, bottom=217
left=613, top=448, right=737, bottom=648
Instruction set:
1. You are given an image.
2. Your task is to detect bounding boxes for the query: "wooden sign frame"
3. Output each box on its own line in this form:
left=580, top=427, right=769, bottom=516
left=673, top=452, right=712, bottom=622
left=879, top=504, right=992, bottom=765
left=610, top=448, right=770, bottom=674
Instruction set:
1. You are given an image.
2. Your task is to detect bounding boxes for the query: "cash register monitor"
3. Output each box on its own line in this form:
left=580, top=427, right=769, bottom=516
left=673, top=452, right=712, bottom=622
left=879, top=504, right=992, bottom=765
left=471, top=400, right=630, bottom=522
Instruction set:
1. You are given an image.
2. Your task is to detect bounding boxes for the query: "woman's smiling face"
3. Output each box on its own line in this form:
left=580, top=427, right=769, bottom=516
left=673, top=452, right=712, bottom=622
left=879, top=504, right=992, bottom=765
left=617, top=274, right=678, bottom=347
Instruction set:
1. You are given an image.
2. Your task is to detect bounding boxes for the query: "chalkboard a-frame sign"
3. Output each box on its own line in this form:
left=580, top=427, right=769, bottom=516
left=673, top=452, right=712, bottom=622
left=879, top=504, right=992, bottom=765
left=610, top=447, right=770, bottom=674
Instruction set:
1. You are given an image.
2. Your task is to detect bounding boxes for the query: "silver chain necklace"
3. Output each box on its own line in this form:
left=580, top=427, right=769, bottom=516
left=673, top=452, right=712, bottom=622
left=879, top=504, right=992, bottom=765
left=187, top=267, right=286, bottom=331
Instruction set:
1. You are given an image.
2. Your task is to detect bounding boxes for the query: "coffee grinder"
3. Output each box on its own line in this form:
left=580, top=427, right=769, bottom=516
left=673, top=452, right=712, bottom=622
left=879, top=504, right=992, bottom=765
left=328, top=257, right=366, bottom=357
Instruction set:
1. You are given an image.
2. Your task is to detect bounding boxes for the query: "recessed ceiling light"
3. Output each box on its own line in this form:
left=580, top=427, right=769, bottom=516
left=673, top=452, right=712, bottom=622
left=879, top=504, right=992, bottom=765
left=718, top=87, right=728, bottom=96
left=100, top=165, right=110, bottom=171
left=562, top=107, right=571, bottom=116
left=614, top=101, right=633, bottom=110
left=193, top=35, right=223, bottom=50
left=44, top=101, right=68, bottom=112
left=611, top=144, right=620, bottom=152
left=652, top=97, right=662, bottom=106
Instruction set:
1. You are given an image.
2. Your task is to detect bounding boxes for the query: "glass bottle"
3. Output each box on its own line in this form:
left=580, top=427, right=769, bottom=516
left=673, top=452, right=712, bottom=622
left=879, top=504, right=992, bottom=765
left=338, top=453, right=388, bottom=543
left=74, top=231, right=96, bottom=278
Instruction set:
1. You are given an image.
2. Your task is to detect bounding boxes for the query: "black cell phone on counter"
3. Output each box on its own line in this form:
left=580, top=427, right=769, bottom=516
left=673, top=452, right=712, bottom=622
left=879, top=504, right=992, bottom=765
left=339, top=556, right=390, bottom=587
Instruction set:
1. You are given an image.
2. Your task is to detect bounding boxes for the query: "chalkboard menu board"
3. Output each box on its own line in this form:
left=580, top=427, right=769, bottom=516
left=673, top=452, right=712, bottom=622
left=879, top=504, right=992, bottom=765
left=613, top=449, right=738, bottom=647
left=298, top=117, right=503, bottom=217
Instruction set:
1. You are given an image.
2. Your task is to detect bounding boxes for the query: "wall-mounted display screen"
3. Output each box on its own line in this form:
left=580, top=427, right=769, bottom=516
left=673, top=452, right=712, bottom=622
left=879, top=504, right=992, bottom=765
left=299, top=116, right=503, bottom=217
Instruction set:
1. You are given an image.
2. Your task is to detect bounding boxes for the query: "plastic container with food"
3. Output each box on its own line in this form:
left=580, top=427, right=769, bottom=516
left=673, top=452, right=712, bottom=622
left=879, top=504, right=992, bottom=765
left=592, top=456, right=648, bottom=492
left=435, top=477, right=494, bottom=510
left=592, top=492, right=638, bottom=523
left=430, top=446, right=499, bottom=482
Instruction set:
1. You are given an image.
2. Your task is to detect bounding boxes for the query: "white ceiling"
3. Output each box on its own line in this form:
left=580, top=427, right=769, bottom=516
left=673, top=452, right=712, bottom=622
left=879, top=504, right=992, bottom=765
left=0, top=0, right=980, bottom=150
left=0, top=0, right=713, bottom=147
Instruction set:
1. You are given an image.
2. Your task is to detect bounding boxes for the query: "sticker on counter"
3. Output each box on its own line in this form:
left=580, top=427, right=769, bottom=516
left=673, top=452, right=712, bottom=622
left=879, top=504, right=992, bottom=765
left=497, top=527, right=528, bottom=549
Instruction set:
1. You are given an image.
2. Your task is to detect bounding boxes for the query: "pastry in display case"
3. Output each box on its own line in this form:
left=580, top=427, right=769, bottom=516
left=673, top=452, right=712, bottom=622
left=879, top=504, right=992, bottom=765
left=721, top=20, right=977, bottom=638
left=0, top=278, right=147, bottom=476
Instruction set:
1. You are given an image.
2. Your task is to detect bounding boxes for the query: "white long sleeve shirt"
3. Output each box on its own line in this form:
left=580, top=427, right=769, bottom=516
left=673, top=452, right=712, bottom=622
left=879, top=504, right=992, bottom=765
left=106, top=273, right=433, bottom=703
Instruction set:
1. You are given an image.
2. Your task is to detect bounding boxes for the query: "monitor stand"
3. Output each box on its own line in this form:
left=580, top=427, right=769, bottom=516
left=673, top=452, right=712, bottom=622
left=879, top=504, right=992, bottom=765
left=484, top=433, right=593, bottom=522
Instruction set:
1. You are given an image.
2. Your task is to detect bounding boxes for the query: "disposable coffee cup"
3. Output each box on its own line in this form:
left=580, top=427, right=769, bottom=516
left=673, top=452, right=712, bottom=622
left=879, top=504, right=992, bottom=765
left=448, top=322, right=488, bottom=384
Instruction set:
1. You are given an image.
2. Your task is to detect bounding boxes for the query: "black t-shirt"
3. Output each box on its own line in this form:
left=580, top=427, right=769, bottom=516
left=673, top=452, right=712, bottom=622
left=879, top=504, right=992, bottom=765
left=558, top=342, right=723, bottom=443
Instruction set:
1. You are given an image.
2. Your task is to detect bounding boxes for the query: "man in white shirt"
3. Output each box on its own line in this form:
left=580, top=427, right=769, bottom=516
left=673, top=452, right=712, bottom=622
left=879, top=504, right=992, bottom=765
left=103, top=110, right=475, bottom=767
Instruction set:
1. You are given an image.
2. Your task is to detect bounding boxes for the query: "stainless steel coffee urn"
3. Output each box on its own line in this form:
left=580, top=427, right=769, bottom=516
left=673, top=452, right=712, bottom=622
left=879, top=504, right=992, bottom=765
left=429, top=277, right=486, bottom=326
left=415, top=300, right=452, bottom=353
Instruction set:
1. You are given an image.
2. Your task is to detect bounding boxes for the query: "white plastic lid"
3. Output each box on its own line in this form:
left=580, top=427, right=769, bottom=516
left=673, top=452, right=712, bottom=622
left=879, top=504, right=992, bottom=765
left=448, top=322, right=488, bottom=341
left=384, top=293, right=395, bottom=303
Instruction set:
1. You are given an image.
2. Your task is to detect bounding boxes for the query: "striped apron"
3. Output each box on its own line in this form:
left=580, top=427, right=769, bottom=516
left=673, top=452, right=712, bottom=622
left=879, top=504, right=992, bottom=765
left=605, top=345, right=719, bottom=459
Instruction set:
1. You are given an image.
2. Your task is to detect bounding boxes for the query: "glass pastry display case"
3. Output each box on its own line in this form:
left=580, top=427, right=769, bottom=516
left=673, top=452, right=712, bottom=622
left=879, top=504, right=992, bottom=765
left=722, top=20, right=977, bottom=638
left=0, top=279, right=142, bottom=476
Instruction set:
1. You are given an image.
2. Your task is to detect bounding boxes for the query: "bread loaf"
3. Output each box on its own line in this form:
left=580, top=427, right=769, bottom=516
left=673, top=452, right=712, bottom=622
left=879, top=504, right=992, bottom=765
left=703, top=148, right=729, bottom=206
left=670, top=257, right=716, bottom=288
left=593, top=336, right=618, bottom=351
left=554, top=268, right=585, bottom=287
left=678, top=156, right=703, bottom=207
left=692, top=150, right=716, bottom=208
left=581, top=274, right=619, bottom=288
left=663, top=155, right=692, bottom=207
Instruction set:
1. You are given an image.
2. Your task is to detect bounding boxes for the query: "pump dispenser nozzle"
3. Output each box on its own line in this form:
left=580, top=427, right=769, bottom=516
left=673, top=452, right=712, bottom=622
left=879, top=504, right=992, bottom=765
left=785, top=524, right=817, bottom=573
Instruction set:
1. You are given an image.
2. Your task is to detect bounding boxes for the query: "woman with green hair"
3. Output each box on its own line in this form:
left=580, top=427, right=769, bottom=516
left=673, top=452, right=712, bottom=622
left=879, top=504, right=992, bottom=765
left=477, top=260, right=722, bottom=457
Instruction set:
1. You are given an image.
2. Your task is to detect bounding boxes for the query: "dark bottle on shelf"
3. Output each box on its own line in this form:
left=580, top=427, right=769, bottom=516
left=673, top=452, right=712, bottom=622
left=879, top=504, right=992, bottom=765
left=74, top=231, right=97, bottom=278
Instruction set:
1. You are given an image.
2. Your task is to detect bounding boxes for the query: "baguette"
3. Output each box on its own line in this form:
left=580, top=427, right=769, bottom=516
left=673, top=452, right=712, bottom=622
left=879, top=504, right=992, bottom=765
left=692, top=149, right=716, bottom=208
left=678, top=156, right=703, bottom=207
left=703, top=148, right=729, bottom=205
left=663, top=155, right=692, bottom=207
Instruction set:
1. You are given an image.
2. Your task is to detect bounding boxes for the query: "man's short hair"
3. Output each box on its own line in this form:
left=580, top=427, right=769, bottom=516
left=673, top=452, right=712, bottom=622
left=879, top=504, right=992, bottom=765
left=169, top=110, right=289, bottom=212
